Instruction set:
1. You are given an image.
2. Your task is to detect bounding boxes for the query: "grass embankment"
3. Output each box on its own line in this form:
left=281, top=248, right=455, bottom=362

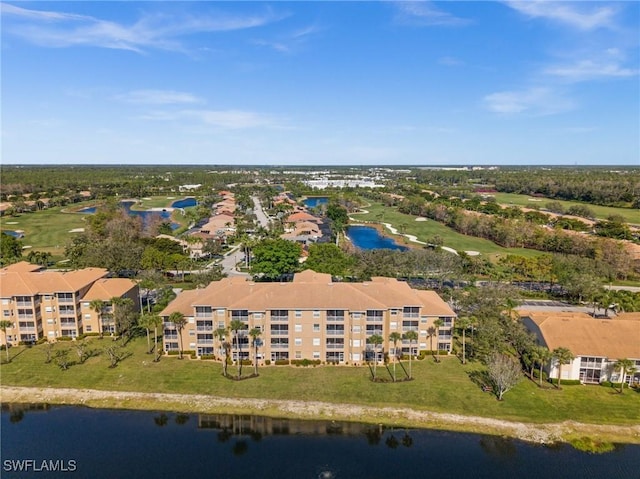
left=493, top=193, right=640, bottom=225
left=352, top=202, right=543, bottom=259
left=1, top=338, right=638, bottom=440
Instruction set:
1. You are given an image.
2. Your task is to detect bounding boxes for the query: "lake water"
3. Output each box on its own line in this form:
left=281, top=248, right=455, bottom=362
left=2, top=405, right=639, bottom=479
left=347, top=225, right=407, bottom=251
left=171, top=198, right=197, bottom=208
left=303, top=197, right=328, bottom=208
left=2, top=230, right=24, bottom=238
left=78, top=201, right=178, bottom=229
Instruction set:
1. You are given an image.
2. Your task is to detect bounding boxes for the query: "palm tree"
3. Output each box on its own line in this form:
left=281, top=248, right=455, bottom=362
left=427, top=326, right=436, bottom=358
left=148, top=313, right=163, bottom=362
left=403, top=330, right=418, bottom=379
left=249, top=328, right=262, bottom=376
left=89, top=299, right=105, bottom=337
left=552, top=347, right=575, bottom=389
left=433, top=318, right=444, bottom=362
left=214, top=327, right=227, bottom=361
left=169, top=312, right=187, bottom=359
left=457, top=316, right=471, bottom=365
left=613, top=358, right=636, bottom=393
left=0, top=320, right=13, bottom=363
left=139, top=313, right=153, bottom=354
left=367, top=334, right=384, bottom=381
left=230, top=319, right=246, bottom=377
left=389, top=332, right=402, bottom=382
left=537, top=347, right=552, bottom=387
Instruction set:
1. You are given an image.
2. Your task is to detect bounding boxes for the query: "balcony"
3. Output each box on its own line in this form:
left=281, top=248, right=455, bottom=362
left=365, top=316, right=383, bottom=323
left=402, top=313, right=419, bottom=318
left=197, top=339, right=214, bottom=345
left=325, top=343, right=345, bottom=350
left=270, top=343, right=289, bottom=350
left=164, top=334, right=178, bottom=340
left=271, top=315, right=288, bottom=322
left=16, top=301, right=33, bottom=307
left=326, top=329, right=344, bottom=336
left=326, top=316, right=344, bottom=322
left=270, top=330, right=289, bottom=336
left=402, top=326, right=419, bottom=332
left=196, top=326, right=214, bottom=332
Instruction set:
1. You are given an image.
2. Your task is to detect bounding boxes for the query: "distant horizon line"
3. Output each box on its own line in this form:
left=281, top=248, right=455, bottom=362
left=2, top=163, right=639, bottom=168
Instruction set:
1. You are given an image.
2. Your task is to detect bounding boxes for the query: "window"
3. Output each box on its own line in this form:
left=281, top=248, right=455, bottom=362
left=47, top=319, right=54, bottom=324
left=189, top=330, right=195, bottom=336
left=217, top=309, right=225, bottom=316
left=294, top=338, right=302, bottom=346
left=313, top=338, right=320, bottom=346
left=327, top=310, right=345, bottom=321
left=352, top=325, right=361, bottom=333
left=82, top=302, right=90, bottom=308
left=271, top=310, right=288, bottom=320
left=85, top=325, right=92, bottom=332
left=253, top=312, right=263, bottom=319
left=217, top=321, right=225, bottom=329
left=390, top=322, right=397, bottom=329
left=295, top=310, right=302, bottom=318
left=326, top=324, right=344, bottom=335
left=294, top=324, right=302, bottom=332
left=403, top=306, right=419, bottom=318
left=313, top=310, right=320, bottom=318
left=270, top=324, right=288, bottom=336
left=295, top=351, right=302, bottom=359
left=438, top=342, right=451, bottom=352
left=439, top=317, right=453, bottom=327
left=313, top=324, right=320, bottom=332
left=195, top=306, right=212, bottom=317
left=313, top=351, right=320, bottom=359
left=43, top=295, right=53, bottom=301
left=352, top=312, right=362, bottom=319
left=84, top=314, right=91, bottom=319
left=366, top=310, right=383, bottom=322
left=45, top=306, right=53, bottom=313
left=2, top=310, right=10, bottom=317
left=353, top=339, right=361, bottom=347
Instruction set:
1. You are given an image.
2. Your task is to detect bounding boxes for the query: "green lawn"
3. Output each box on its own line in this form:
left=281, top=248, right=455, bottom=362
left=1, top=206, right=91, bottom=257
left=1, top=337, right=637, bottom=427
left=353, top=202, right=543, bottom=258
left=493, top=192, right=640, bottom=225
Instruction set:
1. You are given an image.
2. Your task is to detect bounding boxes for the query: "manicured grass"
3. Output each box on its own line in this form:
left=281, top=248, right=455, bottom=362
left=1, top=206, right=92, bottom=257
left=353, top=202, right=543, bottom=258
left=493, top=192, right=640, bottom=225
left=1, top=337, right=638, bottom=427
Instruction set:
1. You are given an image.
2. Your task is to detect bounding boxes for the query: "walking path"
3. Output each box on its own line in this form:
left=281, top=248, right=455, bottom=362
left=2, top=386, right=637, bottom=445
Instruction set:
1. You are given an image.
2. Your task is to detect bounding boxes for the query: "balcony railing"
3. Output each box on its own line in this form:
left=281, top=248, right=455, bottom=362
left=366, top=316, right=383, bottom=322
left=270, top=343, right=289, bottom=349
left=164, top=334, right=178, bottom=340
left=16, top=301, right=32, bottom=307
left=326, top=343, right=345, bottom=350
left=57, top=297, right=75, bottom=303
left=197, top=339, right=214, bottom=345
left=326, top=330, right=344, bottom=336
left=17, top=315, right=34, bottom=320
left=196, top=326, right=214, bottom=332
left=270, top=330, right=289, bottom=336
left=326, top=316, right=344, bottom=322
left=19, top=327, right=37, bottom=333
left=402, top=312, right=419, bottom=318
left=271, top=315, right=288, bottom=321
left=402, top=326, right=419, bottom=332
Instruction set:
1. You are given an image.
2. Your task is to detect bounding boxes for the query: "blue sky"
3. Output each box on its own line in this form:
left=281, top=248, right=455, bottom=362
left=2, top=1, right=639, bottom=166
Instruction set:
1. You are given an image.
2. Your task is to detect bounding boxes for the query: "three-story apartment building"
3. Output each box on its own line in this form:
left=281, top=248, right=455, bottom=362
left=160, top=270, right=456, bottom=364
left=0, top=262, right=139, bottom=345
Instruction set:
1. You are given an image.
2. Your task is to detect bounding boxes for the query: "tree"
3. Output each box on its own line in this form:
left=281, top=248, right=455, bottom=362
left=389, top=332, right=402, bottom=382
left=147, top=313, right=163, bottom=362
left=169, top=312, right=187, bottom=359
left=139, top=313, right=154, bottom=354
left=44, top=341, right=55, bottom=364
left=74, top=339, right=89, bottom=364
left=427, top=326, right=436, bottom=359
left=613, top=358, right=636, bottom=393
left=112, top=297, right=136, bottom=345
left=537, top=347, right=552, bottom=387
left=250, top=238, right=302, bottom=280
left=367, top=334, right=384, bottom=381
left=89, top=299, right=105, bottom=337
left=304, top=243, right=355, bottom=277
left=104, top=344, right=126, bottom=368
left=403, top=330, right=418, bottom=380
left=230, top=319, right=247, bottom=377
left=487, top=353, right=522, bottom=400
left=552, top=347, right=575, bottom=389
left=0, top=233, right=22, bottom=265
left=0, top=320, right=14, bottom=363
left=54, top=349, right=72, bottom=370
left=249, top=327, right=262, bottom=377
left=456, top=316, right=473, bottom=365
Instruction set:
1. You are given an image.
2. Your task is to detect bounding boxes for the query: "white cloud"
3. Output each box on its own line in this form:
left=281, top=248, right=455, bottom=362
left=483, top=87, right=573, bottom=115
left=1, top=3, right=286, bottom=53
left=116, top=90, right=204, bottom=105
left=544, top=59, right=638, bottom=82
left=140, top=109, right=284, bottom=129
left=393, top=1, right=471, bottom=27
left=253, top=23, right=323, bottom=54
left=438, top=56, right=463, bottom=66
left=504, top=1, right=618, bottom=30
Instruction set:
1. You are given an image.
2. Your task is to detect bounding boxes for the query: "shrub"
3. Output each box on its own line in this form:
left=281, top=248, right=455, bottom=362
left=275, top=359, right=290, bottom=366
left=291, top=359, right=321, bottom=367
left=549, top=378, right=582, bottom=386
left=600, top=381, right=622, bottom=389
left=200, top=354, right=215, bottom=360
left=532, top=369, right=548, bottom=381
left=167, top=350, right=180, bottom=356
left=240, top=359, right=252, bottom=366
left=265, top=359, right=271, bottom=366
left=438, top=350, right=450, bottom=356
left=57, top=336, right=73, bottom=342
left=83, top=332, right=100, bottom=337
left=37, top=338, right=47, bottom=345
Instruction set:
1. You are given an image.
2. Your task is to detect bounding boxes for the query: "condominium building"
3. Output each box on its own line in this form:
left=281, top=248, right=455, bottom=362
left=160, top=270, right=456, bottom=364
left=0, top=262, right=139, bottom=345
left=521, top=311, right=640, bottom=385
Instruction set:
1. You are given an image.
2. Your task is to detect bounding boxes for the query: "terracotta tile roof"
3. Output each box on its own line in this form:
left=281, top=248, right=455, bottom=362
left=1, top=261, right=44, bottom=273
left=160, top=270, right=455, bottom=317
left=0, top=267, right=108, bottom=297
left=521, top=311, right=640, bottom=360
left=287, top=212, right=321, bottom=223
left=84, top=278, right=138, bottom=300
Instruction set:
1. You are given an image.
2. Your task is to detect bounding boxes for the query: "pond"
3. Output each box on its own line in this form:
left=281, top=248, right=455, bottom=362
left=171, top=197, right=197, bottom=208
left=303, top=197, right=329, bottom=208
left=346, top=225, right=407, bottom=251
left=2, top=405, right=639, bottom=479
left=1, top=230, right=24, bottom=239
left=78, top=202, right=179, bottom=229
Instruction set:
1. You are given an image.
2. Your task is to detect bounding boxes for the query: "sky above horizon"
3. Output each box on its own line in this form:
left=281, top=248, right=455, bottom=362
left=2, top=1, right=639, bottom=166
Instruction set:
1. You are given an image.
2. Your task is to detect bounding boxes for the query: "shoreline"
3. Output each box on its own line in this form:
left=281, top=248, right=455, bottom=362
left=2, top=386, right=639, bottom=446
